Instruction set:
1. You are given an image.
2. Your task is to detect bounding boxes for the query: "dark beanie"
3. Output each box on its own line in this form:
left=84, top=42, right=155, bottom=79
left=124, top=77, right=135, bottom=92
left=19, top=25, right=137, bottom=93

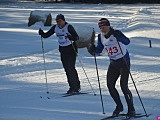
left=55, top=14, right=65, bottom=21
left=98, top=18, right=110, bottom=27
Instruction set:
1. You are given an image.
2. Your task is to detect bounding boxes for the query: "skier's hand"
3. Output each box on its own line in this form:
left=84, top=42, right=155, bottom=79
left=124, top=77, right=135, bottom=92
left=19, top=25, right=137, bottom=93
left=39, top=28, right=44, bottom=35
left=66, top=33, right=73, bottom=41
left=88, top=44, right=96, bottom=56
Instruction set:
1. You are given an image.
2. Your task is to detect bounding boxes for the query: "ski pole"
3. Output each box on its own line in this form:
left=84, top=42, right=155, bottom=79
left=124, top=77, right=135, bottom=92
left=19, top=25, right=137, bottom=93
left=77, top=57, right=96, bottom=96
left=40, top=36, right=49, bottom=94
left=93, top=54, right=105, bottom=114
left=116, top=39, right=148, bottom=117
left=70, top=41, right=96, bottom=95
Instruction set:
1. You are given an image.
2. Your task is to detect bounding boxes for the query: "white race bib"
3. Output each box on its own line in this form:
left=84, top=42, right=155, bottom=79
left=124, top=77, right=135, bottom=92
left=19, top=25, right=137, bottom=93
left=55, top=24, right=72, bottom=46
left=101, top=34, right=126, bottom=60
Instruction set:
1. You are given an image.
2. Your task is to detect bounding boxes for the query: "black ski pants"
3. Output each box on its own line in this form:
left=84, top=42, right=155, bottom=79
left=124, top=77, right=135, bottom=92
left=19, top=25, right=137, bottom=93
left=107, top=61, right=134, bottom=111
left=59, top=44, right=80, bottom=91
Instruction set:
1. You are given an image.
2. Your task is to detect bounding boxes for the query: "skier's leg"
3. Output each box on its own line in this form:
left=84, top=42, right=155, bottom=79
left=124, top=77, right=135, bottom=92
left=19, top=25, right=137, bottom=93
left=107, top=64, right=123, bottom=115
left=120, top=66, right=135, bottom=116
left=60, top=52, right=75, bottom=93
left=68, top=52, right=80, bottom=92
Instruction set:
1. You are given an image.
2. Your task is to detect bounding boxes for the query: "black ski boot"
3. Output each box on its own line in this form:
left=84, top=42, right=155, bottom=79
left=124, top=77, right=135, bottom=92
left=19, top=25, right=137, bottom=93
left=112, top=105, right=124, bottom=116
left=127, top=106, right=136, bottom=117
left=66, top=87, right=81, bottom=94
left=127, top=111, right=136, bottom=117
left=66, top=88, right=74, bottom=94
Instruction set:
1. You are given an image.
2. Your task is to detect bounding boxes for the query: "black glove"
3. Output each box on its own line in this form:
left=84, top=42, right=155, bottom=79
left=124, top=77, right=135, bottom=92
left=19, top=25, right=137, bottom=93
left=66, top=33, right=73, bottom=40
left=39, top=28, right=44, bottom=36
left=88, top=44, right=96, bottom=56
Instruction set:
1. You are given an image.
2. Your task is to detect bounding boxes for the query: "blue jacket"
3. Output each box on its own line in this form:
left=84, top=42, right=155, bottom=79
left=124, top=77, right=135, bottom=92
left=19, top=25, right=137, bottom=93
left=95, top=29, right=130, bottom=66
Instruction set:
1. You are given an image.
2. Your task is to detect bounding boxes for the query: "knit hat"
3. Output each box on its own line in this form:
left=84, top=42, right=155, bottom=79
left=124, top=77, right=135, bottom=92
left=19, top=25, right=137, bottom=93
left=55, top=14, right=65, bottom=21
left=98, top=18, right=110, bottom=27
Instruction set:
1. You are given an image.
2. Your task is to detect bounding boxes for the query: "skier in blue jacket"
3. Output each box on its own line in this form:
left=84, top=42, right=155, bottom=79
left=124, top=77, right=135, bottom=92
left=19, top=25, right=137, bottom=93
left=88, top=18, right=135, bottom=117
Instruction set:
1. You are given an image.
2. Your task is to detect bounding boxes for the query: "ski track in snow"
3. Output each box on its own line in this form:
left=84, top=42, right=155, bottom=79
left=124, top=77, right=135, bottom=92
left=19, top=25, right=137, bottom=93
left=0, top=2, right=160, bottom=120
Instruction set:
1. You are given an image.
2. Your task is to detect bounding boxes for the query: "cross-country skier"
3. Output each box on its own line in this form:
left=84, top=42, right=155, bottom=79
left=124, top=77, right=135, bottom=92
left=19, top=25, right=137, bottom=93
left=88, top=18, right=135, bottom=117
left=38, top=14, right=80, bottom=94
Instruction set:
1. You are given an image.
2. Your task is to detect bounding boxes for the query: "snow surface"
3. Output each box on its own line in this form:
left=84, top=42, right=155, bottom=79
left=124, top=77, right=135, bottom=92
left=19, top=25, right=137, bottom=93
left=0, top=2, right=160, bottom=120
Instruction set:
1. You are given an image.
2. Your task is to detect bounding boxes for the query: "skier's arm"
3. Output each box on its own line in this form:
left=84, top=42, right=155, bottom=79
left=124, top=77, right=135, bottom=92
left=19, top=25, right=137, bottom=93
left=39, top=25, right=56, bottom=38
left=114, top=30, right=130, bottom=45
left=67, top=24, right=79, bottom=41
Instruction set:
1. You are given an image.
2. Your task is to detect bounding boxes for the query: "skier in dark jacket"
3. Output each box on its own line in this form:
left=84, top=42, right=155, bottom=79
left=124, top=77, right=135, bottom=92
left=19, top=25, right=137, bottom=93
left=39, top=14, right=80, bottom=94
left=88, top=18, right=135, bottom=117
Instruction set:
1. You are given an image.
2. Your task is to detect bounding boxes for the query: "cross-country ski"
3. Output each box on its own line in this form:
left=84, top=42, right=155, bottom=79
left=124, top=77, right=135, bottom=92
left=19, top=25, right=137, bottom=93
left=40, top=92, right=88, bottom=99
left=62, top=92, right=88, bottom=97
left=100, top=113, right=151, bottom=120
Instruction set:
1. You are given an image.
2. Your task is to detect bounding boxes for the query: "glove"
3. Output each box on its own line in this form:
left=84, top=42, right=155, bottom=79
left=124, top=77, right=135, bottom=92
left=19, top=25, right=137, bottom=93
left=66, top=33, right=73, bottom=40
left=88, top=44, right=96, bottom=56
left=39, top=28, right=44, bottom=35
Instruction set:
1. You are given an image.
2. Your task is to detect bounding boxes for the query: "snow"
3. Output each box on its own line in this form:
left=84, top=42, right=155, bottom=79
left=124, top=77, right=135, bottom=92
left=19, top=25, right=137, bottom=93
left=0, top=2, right=160, bottom=120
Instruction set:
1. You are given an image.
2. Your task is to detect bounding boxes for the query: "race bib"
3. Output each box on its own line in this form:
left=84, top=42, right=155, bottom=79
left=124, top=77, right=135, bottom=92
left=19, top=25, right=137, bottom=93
left=101, top=34, right=126, bottom=60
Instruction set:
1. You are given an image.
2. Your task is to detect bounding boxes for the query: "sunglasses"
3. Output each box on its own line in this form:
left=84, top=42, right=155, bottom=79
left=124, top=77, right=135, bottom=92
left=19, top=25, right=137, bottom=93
left=56, top=19, right=63, bottom=23
left=98, top=20, right=110, bottom=27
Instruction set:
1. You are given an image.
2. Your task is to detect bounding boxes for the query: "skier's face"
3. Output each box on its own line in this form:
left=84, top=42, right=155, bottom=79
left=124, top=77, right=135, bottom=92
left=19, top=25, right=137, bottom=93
left=99, top=26, right=110, bottom=35
left=56, top=19, right=65, bottom=28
